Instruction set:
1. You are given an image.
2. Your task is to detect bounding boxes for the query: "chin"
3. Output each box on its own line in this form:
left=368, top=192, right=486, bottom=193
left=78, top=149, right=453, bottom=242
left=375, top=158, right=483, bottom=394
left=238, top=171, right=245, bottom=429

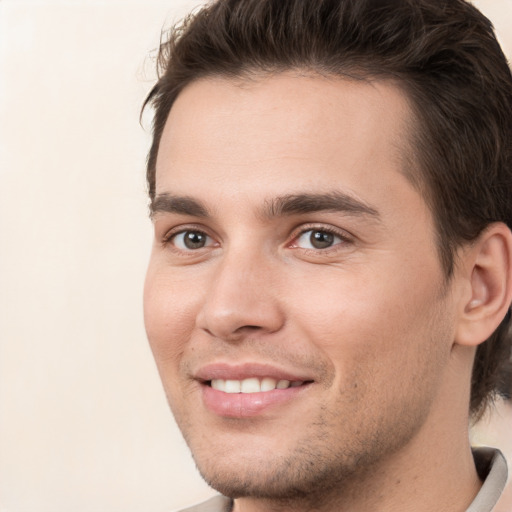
left=187, top=430, right=372, bottom=502
left=195, top=453, right=339, bottom=501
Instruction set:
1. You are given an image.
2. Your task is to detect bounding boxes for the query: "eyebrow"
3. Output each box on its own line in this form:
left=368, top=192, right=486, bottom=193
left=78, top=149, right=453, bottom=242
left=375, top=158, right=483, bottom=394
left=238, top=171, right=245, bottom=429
left=150, top=193, right=210, bottom=218
left=150, top=191, right=380, bottom=220
left=264, top=192, right=380, bottom=220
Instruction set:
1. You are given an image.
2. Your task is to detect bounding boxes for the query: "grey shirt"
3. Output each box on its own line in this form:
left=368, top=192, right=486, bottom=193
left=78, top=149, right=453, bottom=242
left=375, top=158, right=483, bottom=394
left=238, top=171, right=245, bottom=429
left=179, top=447, right=508, bottom=512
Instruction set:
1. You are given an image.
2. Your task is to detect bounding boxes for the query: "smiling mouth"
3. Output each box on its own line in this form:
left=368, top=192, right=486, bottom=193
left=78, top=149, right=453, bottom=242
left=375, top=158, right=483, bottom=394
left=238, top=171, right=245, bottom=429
left=208, top=377, right=312, bottom=393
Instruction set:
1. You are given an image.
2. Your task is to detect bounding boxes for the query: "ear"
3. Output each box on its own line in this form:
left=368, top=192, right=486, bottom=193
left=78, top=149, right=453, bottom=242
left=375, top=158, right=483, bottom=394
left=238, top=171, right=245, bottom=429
left=455, top=222, right=512, bottom=347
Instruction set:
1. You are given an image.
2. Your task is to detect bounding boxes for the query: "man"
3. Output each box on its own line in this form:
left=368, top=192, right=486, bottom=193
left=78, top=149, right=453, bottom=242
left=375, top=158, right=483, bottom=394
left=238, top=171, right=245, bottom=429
left=142, top=1, right=512, bottom=511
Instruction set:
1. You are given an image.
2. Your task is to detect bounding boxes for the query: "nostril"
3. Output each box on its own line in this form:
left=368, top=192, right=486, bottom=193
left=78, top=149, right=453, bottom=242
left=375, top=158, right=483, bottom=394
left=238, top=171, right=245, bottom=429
left=233, top=325, right=262, bottom=335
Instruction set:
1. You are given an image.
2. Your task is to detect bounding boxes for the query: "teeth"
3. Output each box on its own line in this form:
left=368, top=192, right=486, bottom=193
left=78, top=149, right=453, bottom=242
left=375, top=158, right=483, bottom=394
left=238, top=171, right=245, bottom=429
left=225, top=380, right=241, bottom=393
left=211, top=379, right=226, bottom=392
left=240, top=378, right=260, bottom=393
left=210, top=377, right=305, bottom=394
left=261, top=377, right=277, bottom=392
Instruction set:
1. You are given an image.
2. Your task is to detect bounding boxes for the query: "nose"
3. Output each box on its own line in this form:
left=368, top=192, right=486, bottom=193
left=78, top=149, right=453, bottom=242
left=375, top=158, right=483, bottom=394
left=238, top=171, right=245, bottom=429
left=196, top=250, right=285, bottom=341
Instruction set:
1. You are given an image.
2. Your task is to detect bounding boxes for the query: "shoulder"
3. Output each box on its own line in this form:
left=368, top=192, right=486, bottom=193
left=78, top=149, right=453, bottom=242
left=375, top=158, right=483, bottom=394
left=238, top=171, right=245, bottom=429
left=177, top=495, right=233, bottom=512
left=467, top=447, right=508, bottom=512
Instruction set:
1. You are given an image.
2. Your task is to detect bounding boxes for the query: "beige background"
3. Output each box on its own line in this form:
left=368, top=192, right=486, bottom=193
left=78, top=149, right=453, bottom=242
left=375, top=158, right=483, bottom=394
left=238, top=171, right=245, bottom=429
left=0, top=1, right=511, bottom=511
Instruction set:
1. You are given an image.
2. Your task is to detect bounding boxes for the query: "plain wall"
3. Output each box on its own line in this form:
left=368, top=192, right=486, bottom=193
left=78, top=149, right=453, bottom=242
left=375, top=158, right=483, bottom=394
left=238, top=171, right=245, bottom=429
left=0, top=1, right=511, bottom=511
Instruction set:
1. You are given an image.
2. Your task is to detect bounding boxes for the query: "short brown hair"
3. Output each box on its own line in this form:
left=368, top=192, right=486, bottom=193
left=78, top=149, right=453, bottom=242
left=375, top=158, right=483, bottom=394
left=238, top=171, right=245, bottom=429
left=143, top=0, right=512, bottom=416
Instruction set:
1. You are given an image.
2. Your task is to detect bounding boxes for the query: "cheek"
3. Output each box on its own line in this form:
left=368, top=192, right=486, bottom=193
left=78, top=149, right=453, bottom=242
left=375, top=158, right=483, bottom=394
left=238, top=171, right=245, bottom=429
left=289, top=266, right=444, bottom=373
left=143, top=266, right=200, bottom=365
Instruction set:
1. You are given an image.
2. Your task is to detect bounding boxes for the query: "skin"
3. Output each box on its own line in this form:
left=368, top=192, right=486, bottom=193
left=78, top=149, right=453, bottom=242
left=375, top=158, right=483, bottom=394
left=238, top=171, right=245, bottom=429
left=144, top=73, right=483, bottom=512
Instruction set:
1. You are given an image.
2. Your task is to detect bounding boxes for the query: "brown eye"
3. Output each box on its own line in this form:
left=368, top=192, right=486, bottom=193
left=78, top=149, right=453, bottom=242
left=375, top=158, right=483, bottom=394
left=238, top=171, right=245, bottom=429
left=172, top=230, right=213, bottom=250
left=310, top=231, right=335, bottom=249
left=295, top=229, right=343, bottom=250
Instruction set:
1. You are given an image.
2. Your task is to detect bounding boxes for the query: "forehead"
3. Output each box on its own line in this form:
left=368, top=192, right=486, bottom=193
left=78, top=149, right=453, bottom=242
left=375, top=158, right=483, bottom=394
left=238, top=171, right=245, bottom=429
left=155, top=72, right=418, bottom=209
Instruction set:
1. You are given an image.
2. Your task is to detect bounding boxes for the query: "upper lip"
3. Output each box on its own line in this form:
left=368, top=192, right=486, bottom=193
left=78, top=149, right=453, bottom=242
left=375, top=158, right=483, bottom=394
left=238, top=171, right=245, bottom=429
left=194, top=362, right=314, bottom=383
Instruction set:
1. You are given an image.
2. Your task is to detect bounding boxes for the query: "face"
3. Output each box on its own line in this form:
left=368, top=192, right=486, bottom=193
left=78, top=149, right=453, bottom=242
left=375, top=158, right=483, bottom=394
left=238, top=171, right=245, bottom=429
left=144, top=73, right=459, bottom=501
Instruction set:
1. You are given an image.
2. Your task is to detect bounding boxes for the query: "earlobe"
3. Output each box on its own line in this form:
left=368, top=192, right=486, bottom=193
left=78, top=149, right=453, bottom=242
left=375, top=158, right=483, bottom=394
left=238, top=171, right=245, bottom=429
left=455, top=222, right=512, bottom=347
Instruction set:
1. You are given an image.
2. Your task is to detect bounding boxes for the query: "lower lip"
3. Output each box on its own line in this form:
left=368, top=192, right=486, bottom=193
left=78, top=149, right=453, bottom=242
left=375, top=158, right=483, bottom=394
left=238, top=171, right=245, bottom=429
left=201, top=384, right=310, bottom=418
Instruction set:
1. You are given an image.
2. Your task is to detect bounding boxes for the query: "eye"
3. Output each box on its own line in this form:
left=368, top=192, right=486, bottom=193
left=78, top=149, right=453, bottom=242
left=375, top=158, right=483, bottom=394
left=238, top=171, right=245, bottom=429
left=294, top=229, right=344, bottom=250
left=170, top=230, right=215, bottom=250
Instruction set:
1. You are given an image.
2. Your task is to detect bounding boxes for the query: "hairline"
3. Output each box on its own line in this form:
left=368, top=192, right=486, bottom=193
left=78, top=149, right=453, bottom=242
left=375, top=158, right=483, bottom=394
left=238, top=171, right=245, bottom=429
left=150, top=66, right=455, bottom=278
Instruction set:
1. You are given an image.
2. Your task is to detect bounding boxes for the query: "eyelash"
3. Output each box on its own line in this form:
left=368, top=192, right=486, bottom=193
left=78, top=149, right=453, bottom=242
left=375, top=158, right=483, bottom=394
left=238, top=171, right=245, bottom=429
left=289, top=225, right=352, bottom=252
left=161, top=224, right=353, bottom=254
left=161, top=225, right=215, bottom=250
